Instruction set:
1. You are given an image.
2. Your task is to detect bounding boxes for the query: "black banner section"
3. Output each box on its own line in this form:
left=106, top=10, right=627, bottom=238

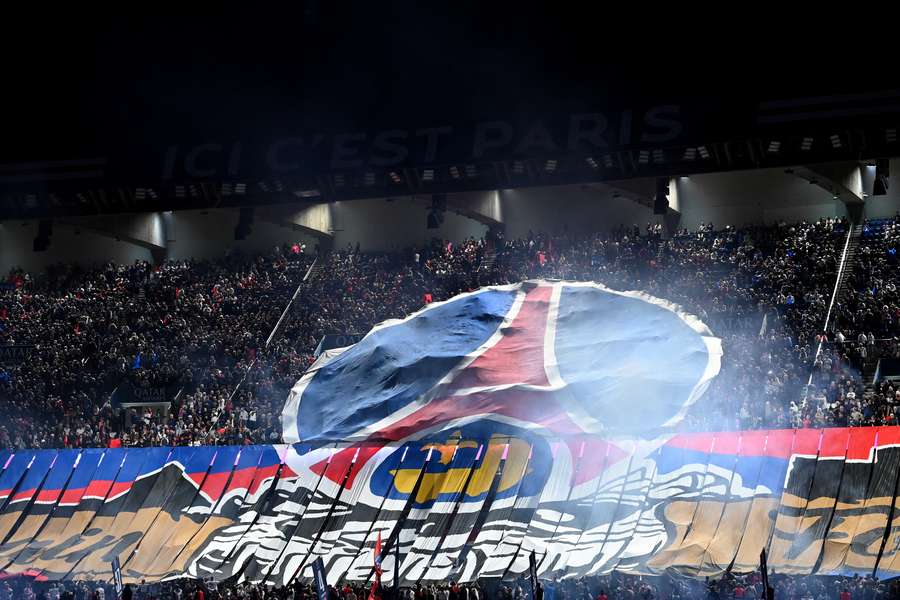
left=112, top=557, right=123, bottom=599
left=313, top=556, right=328, bottom=600
left=112, top=384, right=178, bottom=409
left=0, top=345, right=34, bottom=364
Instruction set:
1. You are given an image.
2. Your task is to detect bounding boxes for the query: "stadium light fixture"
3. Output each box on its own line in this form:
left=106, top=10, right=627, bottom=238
left=295, top=189, right=321, bottom=198
left=683, top=148, right=697, bottom=161
left=422, top=168, right=434, bottom=182
left=767, top=141, right=781, bottom=153
left=450, top=166, right=461, bottom=179
left=220, top=184, right=232, bottom=196
left=512, top=160, right=525, bottom=174
left=652, top=149, right=664, bottom=163
left=235, top=183, right=246, bottom=195
left=888, top=129, right=897, bottom=143
left=874, top=159, right=890, bottom=196
left=653, top=178, right=669, bottom=215
left=33, top=219, right=52, bottom=251
left=465, top=164, right=477, bottom=178
left=136, top=188, right=147, bottom=200
left=389, top=171, right=402, bottom=184
left=545, top=159, right=558, bottom=172
left=603, top=155, right=614, bottom=168
left=638, top=150, right=649, bottom=165
left=364, top=172, right=376, bottom=186
left=698, top=146, right=710, bottom=159
left=586, top=157, right=598, bottom=169
left=175, top=185, right=186, bottom=198
left=801, top=137, right=813, bottom=151
left=234, top=206, right=254, bottom=240
left=830, top=134, right=842, bottom=149
left=334, top=174, right=345, bottom=187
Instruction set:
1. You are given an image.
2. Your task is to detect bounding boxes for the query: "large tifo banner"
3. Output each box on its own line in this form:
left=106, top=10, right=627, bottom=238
left=5, top=281, right=899, bottom=584
left=0, top=431, right=900, bottom=584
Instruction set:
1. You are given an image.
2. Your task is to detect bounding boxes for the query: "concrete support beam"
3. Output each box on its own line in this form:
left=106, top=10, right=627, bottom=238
left=447, top=190, right=503, bottom=226
left=257, top=203, right=334, bottom=239
left=409, top=191, right=504, bottom=228
left=601, top=178, right=656, bottom=208
left=791, top=161, right=864, bottom=204
left=594, top=177, right=683, bottom=235
left=56, top=212, right=168, bottom=262
left=62, top=212, right=167, bottom=250
left=601, top=177, right=682, bottom=217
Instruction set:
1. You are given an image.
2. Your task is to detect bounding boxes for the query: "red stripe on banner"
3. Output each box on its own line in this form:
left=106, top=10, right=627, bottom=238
left=876, top=426, right=900, bottom=447
left=793, top=428, right=822, bottom=456
left=9, top=488, right=35, bottom=503
left=764, top=429, right=796, bottom=458
left=738, top=430, right=769, bottom=455
left=312, top=445, right=382, bottom=489
left=83, top=479, right=115, bottom=499
left=820, top=428, right=851, bottom=458
left=447, top=285, right=554, bottom=390
left=712, top=432, right=741, bottom=456
left=847, top=427, right=880, bottom=461
left=665, top=433, right=718, bottom=454
left=366, top=387, right=586, bottom=444
left=106, top=481, right=133, bottom=500
left=248, top=464, right=281, bottom=495
left=59, top=487, right=86, bottom=505
left=222, top=467, right=256, bottom=495
left=197, top=470, right=231, bottom=500
left=34, top=489, right=63, bottom=504
left=186, top=471, right=206, bottom=488
left=565, top=438, right=628, bottom=485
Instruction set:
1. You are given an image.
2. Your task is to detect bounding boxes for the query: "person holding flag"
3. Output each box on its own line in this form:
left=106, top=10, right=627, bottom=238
left=369, top=532, right=382, bottom=600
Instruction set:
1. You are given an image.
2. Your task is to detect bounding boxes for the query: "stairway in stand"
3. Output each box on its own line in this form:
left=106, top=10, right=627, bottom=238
left=827, top=222, right=863, bottom=334
left=833, top=223, right=863, bottom=304
left=480, top=246, right=497, bottom=273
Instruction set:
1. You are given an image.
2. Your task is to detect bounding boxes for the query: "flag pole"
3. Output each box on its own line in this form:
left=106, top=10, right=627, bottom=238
left=394, top=532, right=400, bottom=595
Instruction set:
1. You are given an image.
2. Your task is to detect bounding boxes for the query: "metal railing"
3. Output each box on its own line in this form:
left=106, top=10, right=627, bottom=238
left=803, top=222, right=858, bottom=404
left=205, top=255, right=322, bottom=438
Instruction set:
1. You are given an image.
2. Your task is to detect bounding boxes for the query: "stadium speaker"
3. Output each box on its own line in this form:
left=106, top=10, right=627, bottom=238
left=653, top=178, right=669, bottom=215
left=874, top=159, right=890, bottom=196
left=33, top=219, right=53, bottom=252
left=234, top=206, right=255, bottom=240
left=427, top=209, right=445, bottom=229
left=427, top=193, right=447, bottom=229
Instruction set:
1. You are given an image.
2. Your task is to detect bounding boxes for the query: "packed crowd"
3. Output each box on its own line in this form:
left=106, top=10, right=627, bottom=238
left=3, top=215, right=900, bottom=450
left=813, top=217, right=900, bottom=429
left=0, top=249, right=314, bottom=449
left=2, top=571, right=898, bottom=600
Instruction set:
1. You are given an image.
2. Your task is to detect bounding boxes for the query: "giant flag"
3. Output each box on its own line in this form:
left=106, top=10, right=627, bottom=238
left=282, top=280, right=722, bottom=446
left=1, top=431, right=900, bottom=583
left=9, top=283, right=900, bottom=584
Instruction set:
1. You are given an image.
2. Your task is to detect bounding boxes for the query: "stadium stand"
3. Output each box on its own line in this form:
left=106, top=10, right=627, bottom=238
left=6, top=216, right=900, bottom=451
left=4, top=216, right=900, bottom=598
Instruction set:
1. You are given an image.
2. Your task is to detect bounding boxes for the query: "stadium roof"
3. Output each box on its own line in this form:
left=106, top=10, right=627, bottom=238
left=1, top=10, right=897, bottom=218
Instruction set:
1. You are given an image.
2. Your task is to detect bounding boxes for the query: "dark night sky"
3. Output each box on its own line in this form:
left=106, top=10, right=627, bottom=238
left=0, top=6, right=884, bottom=162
